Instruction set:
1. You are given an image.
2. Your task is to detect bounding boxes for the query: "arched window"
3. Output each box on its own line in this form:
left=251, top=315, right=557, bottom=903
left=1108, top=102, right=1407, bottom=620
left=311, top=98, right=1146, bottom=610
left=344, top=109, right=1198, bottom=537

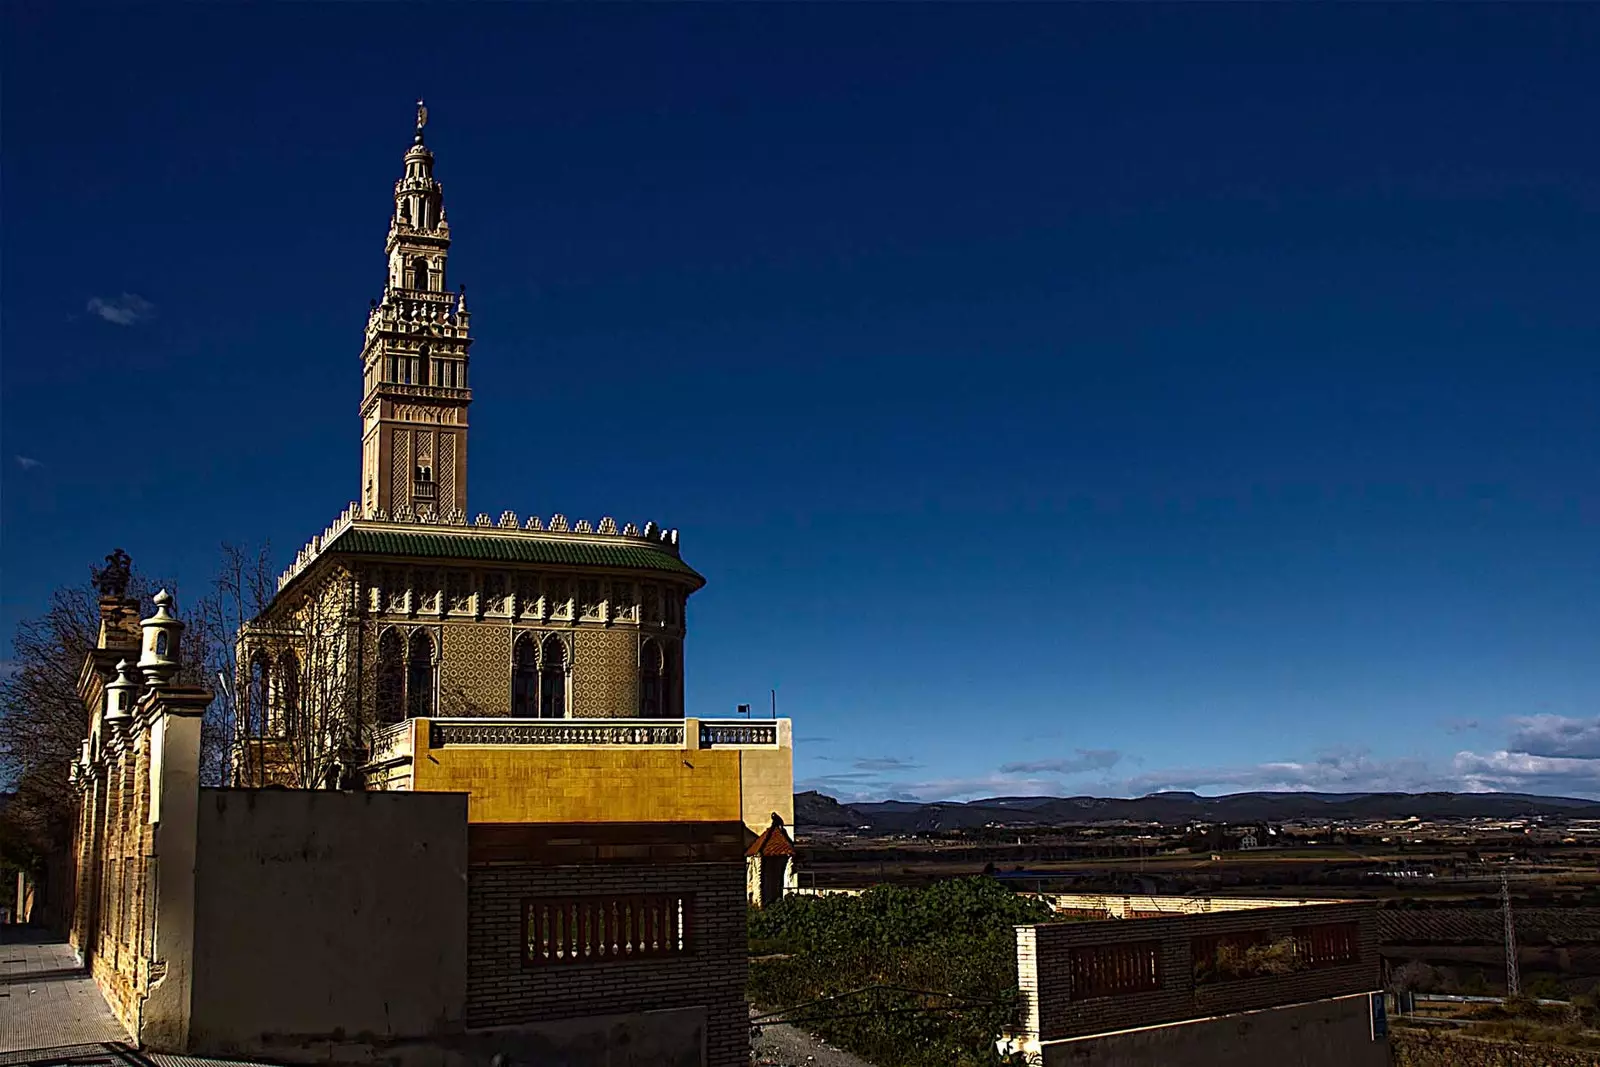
left=155, top=631, right=169, bottom=657
left=277, top=650, right=300, bottom=738
left=663, top=641, right=677, bottom=718
left=376, top=629, right=405, bottom=724
left=247, top=653, right=272, bottom=737
left=639, top=639, right=663, bottom=718
left=413, top=256, right=430, bottom=292
left=407, top=629, right=436, bottom=718
left=512, top=635, right=538, bottom=717
left=539, top=634, right=566, bottom=719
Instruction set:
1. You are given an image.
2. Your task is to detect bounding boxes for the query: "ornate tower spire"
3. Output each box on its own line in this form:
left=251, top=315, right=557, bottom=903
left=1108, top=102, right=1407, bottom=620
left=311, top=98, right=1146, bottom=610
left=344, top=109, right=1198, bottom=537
left=359, top=100, right=473, bottom=521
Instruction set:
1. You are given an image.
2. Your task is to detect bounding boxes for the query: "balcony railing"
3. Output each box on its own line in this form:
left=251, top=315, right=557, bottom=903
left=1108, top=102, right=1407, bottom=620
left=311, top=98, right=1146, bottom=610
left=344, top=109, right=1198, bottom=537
left=698, top=721, right=779, bottom=747
left=361, top=716, right=786, bottom=769
left=368, top=721, right=412, bottom=764
left=430, top=719, right=685, bottom=748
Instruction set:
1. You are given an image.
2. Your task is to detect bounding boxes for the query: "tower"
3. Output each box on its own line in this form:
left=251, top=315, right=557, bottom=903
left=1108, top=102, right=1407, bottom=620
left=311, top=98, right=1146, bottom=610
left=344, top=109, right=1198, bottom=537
left=359, top=100, right=473, bottom=520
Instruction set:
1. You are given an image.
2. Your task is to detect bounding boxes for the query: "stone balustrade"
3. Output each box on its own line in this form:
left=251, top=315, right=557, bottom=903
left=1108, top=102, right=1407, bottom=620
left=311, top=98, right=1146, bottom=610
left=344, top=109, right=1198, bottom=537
left=362, top=717, right=787, bottom=765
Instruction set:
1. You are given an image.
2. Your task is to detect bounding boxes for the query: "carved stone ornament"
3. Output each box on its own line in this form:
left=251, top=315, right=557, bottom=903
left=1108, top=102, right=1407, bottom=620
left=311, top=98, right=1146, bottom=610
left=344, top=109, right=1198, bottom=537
left=94, top=548, right=133, bottom=598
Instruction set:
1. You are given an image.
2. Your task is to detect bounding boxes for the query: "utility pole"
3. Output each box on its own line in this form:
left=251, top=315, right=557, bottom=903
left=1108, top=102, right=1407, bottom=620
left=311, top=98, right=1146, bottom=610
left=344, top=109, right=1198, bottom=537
left=1501, top=872, right=1521, bottom=996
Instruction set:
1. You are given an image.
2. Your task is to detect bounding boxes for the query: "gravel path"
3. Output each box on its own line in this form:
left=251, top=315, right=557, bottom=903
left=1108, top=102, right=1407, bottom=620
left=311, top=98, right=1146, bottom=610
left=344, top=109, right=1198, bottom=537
left=749, top=1010, right=879, bottom=1067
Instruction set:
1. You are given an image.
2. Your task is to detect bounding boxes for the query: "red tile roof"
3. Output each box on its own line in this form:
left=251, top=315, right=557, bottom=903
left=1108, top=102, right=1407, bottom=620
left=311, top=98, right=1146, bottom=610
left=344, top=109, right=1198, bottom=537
left=746, top=817, right=796, bottom=858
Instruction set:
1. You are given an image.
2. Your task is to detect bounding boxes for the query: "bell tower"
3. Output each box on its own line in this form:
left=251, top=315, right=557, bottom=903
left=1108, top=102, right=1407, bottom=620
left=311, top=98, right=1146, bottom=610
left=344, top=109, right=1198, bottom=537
left=359, top=100, right=473, bottom=520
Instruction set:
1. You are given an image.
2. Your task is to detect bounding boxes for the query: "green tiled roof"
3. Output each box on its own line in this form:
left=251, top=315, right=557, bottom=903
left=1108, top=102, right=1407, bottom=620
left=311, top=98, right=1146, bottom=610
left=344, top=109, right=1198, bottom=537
left=329, top=527, right=703, bottom=582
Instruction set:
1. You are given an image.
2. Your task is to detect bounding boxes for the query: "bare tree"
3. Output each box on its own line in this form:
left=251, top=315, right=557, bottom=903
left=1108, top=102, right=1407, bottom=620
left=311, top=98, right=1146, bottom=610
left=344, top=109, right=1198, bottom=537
left=0, top=554, right=170, bottom=866
left=188, top=542, right=274, bottom=786
left=236, top=565, right=375, bottom=790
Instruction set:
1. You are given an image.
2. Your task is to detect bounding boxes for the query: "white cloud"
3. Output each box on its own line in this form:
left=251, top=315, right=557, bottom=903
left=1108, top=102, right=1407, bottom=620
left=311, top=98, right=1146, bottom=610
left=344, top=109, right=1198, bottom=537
left=1449, top=749, right=1600, bottom=796
left=1102, top=749, right=1448, bottom=797
left=802, top=715, right=1600, bottom=805
left=86, top=293, right=155, bottom=326
left=1001, top=749, right=1123, bottom=775
left=14, top=455, right=42, bottom=470
left=1505, top=715, right=1600, bottom=759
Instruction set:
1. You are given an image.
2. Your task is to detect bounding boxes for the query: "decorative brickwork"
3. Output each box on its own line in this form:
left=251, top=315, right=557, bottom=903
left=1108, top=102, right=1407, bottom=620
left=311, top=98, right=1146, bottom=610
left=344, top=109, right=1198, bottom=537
left=391, top=428, right=410, bottom=513
left=440, top=621, right=511, bottom=715
left=571, top=628, right=640, bottom=718
left=467, top=860, right=747, bottom=1067
left=438, top=431, right=457, bottom=508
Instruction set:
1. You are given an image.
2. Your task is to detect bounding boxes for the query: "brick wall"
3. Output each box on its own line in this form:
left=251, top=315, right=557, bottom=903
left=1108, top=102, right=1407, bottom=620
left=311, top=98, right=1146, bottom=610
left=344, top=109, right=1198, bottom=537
left=1017, top=901, right=1381, bottom=1041
left=467, top=859, right=748, bottom=1067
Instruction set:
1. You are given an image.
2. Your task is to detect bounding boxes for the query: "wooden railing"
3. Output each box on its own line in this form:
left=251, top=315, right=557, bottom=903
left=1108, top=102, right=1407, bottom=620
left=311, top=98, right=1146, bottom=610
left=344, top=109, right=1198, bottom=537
left=1293, top=921, right=1361, bottom=969
left=524, top=894, right=693, bottom=966
left=1067, top=940, right=1162, bottom=1000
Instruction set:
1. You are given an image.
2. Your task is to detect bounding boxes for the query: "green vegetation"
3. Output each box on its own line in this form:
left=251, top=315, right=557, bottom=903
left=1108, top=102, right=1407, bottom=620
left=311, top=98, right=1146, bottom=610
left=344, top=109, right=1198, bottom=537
left=1392, top=995, right=1600, bottom=1063
left=1192, top=934, right=1309, bottom=984
left=748, top=878, right=1056, bottom=1067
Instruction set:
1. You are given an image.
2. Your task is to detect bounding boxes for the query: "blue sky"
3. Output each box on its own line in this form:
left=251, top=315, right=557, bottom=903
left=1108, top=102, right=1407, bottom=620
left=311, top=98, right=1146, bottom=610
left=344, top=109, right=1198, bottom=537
left=3, top=5, right=1598, bottom=801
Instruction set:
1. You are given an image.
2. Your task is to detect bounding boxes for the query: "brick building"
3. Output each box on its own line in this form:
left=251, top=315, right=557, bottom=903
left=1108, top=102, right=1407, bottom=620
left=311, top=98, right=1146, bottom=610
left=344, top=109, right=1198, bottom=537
left=1002, top=893, right=1389, bottom=1066
left=65, top=103, right=795, bottom=1066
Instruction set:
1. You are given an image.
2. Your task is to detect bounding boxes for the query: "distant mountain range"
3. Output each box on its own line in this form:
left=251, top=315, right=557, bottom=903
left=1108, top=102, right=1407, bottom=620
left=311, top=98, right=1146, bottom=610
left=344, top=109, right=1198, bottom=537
left=794, top=789, right=1600, bottom=832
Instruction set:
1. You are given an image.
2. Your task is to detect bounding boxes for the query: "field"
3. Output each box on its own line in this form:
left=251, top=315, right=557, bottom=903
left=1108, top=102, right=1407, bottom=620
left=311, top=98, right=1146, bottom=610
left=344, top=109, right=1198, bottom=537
left=794, top=829, right=1600, bottom=998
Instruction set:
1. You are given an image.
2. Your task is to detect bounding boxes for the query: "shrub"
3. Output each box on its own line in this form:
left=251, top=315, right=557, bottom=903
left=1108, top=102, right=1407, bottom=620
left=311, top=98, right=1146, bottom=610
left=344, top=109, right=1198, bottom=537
left=748, top=878, right=1056, bottom=1067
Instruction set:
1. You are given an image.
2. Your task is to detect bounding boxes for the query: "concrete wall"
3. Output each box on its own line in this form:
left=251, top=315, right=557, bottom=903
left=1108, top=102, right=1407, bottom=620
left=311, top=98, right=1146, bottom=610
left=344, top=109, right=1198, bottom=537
left=190, top=789, right=469, bottom=1059
left=1040, top=893, right=1325, bottom=918
left=408, top=722, right=793, bottom=834
left=1038, top=994, right=1387, bottom=1067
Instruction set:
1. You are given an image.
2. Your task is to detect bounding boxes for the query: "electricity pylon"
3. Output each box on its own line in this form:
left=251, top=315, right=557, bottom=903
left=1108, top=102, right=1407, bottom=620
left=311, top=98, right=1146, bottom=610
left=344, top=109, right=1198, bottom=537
left=1501, top=871, right=1521, bottom=997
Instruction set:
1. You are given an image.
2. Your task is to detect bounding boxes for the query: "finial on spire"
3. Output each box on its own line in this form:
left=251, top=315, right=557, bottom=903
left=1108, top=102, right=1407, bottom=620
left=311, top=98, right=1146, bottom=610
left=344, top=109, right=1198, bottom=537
left=415, top=98, right=429, bottom=145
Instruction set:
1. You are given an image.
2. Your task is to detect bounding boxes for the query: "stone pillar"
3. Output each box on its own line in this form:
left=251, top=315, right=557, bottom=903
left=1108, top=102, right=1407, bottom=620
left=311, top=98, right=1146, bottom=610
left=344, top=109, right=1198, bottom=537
left=138, top=684, right=210, bottom=1052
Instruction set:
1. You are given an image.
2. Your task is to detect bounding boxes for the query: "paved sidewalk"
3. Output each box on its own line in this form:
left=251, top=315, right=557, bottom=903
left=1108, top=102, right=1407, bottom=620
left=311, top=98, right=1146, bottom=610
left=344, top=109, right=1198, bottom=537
left=0, top=926, right=129, bottom=1055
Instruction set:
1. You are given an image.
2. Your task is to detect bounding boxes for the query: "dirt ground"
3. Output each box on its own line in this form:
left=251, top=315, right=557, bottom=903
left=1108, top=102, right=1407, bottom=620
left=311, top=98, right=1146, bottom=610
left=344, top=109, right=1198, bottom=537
left=750, top=1010, right=879, bottom=1067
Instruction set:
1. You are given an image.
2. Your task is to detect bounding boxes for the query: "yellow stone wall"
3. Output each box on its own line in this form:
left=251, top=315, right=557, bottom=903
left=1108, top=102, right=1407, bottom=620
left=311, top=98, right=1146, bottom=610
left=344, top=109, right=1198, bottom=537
left=406, top=718, right=793, bottom=834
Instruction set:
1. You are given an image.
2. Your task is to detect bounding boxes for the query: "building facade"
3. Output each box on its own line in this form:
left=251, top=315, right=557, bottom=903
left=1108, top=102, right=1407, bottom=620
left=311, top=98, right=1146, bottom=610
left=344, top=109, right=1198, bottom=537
left=65, top=105, right=795, bottom=1066
left=230, top=105, right=793, bottom=832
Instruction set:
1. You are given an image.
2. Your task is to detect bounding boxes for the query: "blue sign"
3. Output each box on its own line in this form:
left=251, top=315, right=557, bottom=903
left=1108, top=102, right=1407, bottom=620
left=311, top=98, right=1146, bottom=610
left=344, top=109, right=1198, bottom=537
left=1370, top=992, right=1388, bottom=1039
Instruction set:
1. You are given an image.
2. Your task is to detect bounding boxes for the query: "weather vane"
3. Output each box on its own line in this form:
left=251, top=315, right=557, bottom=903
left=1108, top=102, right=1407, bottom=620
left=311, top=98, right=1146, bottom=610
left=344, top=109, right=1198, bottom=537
left=416, top=98, right=428, bottom=131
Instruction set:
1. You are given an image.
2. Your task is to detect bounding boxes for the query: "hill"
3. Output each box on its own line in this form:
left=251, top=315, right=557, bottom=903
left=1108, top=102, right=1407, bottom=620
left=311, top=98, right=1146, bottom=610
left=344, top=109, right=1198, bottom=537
left=794, top=789, right=1600, bottom=832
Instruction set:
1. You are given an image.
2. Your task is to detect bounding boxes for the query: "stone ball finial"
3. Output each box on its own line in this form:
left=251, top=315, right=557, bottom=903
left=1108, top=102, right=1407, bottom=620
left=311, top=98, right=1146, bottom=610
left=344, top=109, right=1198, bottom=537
left=138, top=589, right=183, bottom=688
left=104, top=658, right=139, bottom=730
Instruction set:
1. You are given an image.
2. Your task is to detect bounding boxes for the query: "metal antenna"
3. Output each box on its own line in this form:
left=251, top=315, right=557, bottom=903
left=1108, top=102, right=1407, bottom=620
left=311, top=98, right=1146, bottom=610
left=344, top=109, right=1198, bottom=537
left=1501, top=871, right=1521, bottom=996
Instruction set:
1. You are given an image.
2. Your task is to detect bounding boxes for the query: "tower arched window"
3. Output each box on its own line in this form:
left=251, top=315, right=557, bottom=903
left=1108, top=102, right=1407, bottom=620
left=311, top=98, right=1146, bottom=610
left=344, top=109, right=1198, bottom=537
left=247, top=653, right=272, bottom=737
left=376, top=629, right=405, bottom=724
left=639, top=639, right=663, bottom=718
left=277, top=650, right=300, bottom=738
left=512, top=634, right=538, bottom=717
left=539, top=634, right=567, bottom=719
left=407, top=629, right=436, bottom=718
left=413, top=256, right=431, bottom=292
